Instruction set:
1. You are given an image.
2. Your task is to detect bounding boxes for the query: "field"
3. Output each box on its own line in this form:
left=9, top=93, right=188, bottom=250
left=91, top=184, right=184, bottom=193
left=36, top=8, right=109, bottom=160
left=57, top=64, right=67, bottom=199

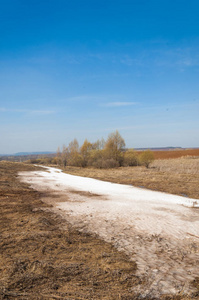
left=151, top=149, right=199, bottom=160
left=0, top=156, right=199, bottom=299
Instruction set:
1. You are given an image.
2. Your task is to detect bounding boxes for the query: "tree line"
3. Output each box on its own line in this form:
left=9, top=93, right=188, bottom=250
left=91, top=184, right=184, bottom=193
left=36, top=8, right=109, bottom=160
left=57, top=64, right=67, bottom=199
left=55, top=130, right=154, bottom=169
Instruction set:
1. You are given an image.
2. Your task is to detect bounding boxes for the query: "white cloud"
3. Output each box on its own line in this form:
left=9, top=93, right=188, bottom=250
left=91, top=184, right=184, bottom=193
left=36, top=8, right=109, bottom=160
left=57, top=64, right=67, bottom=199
left=65, top=95, right=137, bottom=107
left=102, top=102, right=137, bottom=107
left=30, top=110, right=55, bottom=115
left=66, top=95, right=136, bottom=104
left=0, top=108, right=55, bottom=115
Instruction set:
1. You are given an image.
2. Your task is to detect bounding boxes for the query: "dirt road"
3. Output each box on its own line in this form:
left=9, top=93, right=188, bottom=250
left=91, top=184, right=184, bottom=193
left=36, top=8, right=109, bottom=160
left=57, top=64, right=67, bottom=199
left=19, top=166, right=199, bottom=298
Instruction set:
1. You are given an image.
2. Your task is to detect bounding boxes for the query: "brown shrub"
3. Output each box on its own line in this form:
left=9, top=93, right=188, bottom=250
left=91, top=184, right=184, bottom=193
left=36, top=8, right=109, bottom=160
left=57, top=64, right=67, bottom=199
left=101, top=158, right=120, bottom=169
left=139, top=150, right=154, bottom=168
left=92, top=158, right=119, bottom=169
left=123, top=150, right=139, bottom=166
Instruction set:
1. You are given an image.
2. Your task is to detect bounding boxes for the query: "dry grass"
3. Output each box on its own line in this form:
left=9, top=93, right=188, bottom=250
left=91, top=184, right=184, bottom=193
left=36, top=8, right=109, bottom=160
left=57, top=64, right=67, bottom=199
left=0, top=161, right=141, bottom=300
left=152, top=157, right=199, bottom=174
left=62, top=157, right=199, bottom=199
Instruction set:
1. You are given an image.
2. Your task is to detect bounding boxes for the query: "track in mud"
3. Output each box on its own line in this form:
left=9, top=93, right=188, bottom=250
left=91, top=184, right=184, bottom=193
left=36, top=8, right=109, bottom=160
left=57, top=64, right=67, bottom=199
left=19, top=166, right=199, bottom=298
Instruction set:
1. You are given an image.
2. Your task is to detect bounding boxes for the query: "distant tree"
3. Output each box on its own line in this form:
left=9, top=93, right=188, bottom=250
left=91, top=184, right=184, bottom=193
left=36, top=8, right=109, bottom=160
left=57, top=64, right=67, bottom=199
left=61, top=145, right=68, bottom=167
left=56, top=131, right=127, bottom=169
left=56, top=147, right=62, bottom=165
left=68, top=139, right=79, bottom=154
left=67, top=139, right=83, bottom=167
left=57, top=147, right=61, bottom=157
left=104, top=130, right=125, bottom=165
left=80, top=139, right=93, bottom=167
left=92, top=138, right=105, bottom=150
left=139, top=150, right=154, bottom=168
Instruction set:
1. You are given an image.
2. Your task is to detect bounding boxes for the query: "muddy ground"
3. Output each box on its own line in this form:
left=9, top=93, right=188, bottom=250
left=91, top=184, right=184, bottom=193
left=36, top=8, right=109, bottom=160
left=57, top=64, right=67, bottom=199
left=0, top=161, right=199, bottom=299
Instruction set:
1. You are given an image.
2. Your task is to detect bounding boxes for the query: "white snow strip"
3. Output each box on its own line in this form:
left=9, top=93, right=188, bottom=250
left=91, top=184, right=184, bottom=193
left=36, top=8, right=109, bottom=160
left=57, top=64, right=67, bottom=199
left=19, top=165, right=199, bottom=296
left=20, top=165, right=199, bottom=240
left=34, top=165, right=199, bottom=207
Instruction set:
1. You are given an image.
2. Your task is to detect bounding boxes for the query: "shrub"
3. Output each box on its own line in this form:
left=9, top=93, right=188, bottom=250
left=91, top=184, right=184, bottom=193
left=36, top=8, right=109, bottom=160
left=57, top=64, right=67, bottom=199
left=101, top=158, right=120, bottom=169
left=123, top=150, right=139, bottom=166
left=139, top=150, right=154, bottom=168
left=27, top=158, right=42, bottom=164
left=67, top=153, right=83, bottom=167
left=88, top=149, right=104, bottom=167
left=51, top=157, right=59, bottom=165
left=92, top=158, right=119, bottom=169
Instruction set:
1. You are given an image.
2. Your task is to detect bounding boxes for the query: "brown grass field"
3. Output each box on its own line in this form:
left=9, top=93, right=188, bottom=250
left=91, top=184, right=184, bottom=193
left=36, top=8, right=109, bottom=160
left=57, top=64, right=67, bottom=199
left=0, top=156, right=199, bottom=299
left=149, top=148, right=199, bottom=160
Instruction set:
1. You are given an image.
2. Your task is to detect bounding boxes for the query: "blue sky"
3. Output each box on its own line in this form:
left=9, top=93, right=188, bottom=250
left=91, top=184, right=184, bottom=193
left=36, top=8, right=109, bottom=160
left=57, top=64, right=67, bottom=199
left=0, top=0, right=199, bottom=153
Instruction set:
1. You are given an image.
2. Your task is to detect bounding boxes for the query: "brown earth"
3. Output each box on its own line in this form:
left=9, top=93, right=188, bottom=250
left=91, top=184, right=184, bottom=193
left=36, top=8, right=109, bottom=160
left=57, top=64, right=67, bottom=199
left=150, top=149, right=199, bottom=160
left=0, top=161, right=199, bottom=299
left=0, top=162, right=139, bottom=300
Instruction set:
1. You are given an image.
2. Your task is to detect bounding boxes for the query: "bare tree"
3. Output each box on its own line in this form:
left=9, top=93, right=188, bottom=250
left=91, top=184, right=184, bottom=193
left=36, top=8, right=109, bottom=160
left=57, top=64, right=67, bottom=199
left=80, top=139, right=93, bottom=167
left=61, top=145, right=68, bottom=167
left=104, top=130, right=125, bottom=165
left=67, top=139, right=83, bottom=167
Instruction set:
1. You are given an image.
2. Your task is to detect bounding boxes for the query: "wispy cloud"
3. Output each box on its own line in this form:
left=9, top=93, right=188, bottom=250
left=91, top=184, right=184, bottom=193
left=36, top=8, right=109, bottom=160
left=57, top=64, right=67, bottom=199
left=102, top=102, right=137, bottom=107
left=66, top=95, right=137, bottom=105
left=120, top=55, right=143, bottom=66
left=30, top=110, right=56, bottom=115
left=0, top=108, right=56, bottom=115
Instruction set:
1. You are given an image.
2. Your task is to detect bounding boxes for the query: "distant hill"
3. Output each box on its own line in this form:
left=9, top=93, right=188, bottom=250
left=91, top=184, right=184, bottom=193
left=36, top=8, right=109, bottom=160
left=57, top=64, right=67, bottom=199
left=0, top=152, right=56, bottom=162
left=14, top=151, right=55, bottom=156
left=0, top=151, right=55, bottom=156
left=134, top=147, right=183, bottom=151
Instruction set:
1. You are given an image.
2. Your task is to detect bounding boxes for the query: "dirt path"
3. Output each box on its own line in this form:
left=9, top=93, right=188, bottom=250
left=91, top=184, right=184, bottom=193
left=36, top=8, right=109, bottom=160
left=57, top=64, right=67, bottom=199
left=19, top=166, right=199, bottom=298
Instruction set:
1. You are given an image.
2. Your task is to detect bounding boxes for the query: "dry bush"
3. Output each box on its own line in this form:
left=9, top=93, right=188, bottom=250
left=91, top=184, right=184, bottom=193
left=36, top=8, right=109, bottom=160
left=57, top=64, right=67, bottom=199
left=67, top=153, right=83, bottom=167
left=89, top=149, right=120, bottom=169
left=91, top=158, right=104, bottom=169
left=91, top=158, right=119, bottom=169
left=26, top=158, right=42, bottom=164
left=28, top=158, right=54, bottom=165
left=51, top=157, right=59, bottom=165
left=139, top=150, right=154, bottom=168
left=123, top=150, right=139, bottom=166
left=101, top=158, right=120, bottom=169
left=88, top=149, right=104, bottom=167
